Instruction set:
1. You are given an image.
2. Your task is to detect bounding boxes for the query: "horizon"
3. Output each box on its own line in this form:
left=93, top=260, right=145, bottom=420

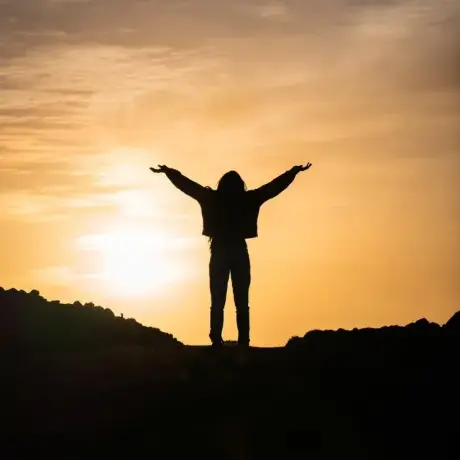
left=2, top=284, right=459, bottom=333
left=1, top=0, right=459, bottom=346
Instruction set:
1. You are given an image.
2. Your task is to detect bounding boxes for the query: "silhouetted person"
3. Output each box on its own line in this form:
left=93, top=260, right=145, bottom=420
left=150, top=163, right=312, bottom=347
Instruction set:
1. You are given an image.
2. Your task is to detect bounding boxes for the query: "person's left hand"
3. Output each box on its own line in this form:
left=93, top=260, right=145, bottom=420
left=291, top=162, right=312, bottom=174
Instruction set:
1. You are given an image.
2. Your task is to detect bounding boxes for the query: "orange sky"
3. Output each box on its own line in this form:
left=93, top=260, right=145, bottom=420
left=1, top=0, right=459, bottom=345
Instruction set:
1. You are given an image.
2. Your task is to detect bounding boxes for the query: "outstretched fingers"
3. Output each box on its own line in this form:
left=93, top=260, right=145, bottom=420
left=150, top=164, right=170, bottom=173
left=299, top=162, right=312, bottom=171
left=292, top=162, right=312, bottom=173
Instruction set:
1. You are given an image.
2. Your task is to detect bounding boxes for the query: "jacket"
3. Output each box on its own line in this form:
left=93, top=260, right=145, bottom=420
left=164, top=168, right=298, bottom=239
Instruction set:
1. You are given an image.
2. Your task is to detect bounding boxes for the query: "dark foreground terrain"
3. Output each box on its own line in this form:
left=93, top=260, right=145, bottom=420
left=1, top=287, right=459, bottom=459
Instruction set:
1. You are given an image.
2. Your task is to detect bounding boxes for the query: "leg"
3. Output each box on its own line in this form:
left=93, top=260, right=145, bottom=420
left=231, top=245, right=251, bottom=346
left=209, top=248, right=230, bottom=345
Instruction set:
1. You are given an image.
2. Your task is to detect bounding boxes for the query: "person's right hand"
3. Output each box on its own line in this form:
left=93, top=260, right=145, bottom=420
left=291, top=162, right=312, bottom=174
left=150, top=165, right=171, bottom=173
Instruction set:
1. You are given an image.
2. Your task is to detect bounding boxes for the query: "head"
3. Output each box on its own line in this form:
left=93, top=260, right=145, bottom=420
left=216, top=170, right=247, bottom=193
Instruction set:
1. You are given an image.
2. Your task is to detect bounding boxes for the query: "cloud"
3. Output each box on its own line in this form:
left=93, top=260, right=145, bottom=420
left=0, top=0, right=458, bottom=216
left=0, top=177, right=183, bottom=222
left=33, top=265, right=75, bottom=287
left=241, top=1, right=291, bottom=21
left=0, top=187, right=119, bottom=222
left=76, top=231, right=198, bottom=253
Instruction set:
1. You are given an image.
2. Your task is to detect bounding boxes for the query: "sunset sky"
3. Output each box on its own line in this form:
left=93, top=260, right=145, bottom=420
left=1, top=0, right=459, bottom=345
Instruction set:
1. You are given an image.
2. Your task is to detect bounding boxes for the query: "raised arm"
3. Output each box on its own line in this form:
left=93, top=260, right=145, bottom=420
left=150, top=165, right=208, bottom=202
left=252, top=162, right=312, bottom=204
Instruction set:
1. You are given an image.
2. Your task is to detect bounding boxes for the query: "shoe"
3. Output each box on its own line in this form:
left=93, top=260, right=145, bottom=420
left=211, top=340, right=224, bottom=349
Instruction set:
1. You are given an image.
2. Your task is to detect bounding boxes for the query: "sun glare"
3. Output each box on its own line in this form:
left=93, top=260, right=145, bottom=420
left=78, top=226, right=192, bottom=298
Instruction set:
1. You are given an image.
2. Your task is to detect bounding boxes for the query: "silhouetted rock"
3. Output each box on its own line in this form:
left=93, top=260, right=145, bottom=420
left=444, top=310, right=460, bottom=332
left=0, top=287, right=182, bottom=352
left=1, top=286, right=457, bottom=459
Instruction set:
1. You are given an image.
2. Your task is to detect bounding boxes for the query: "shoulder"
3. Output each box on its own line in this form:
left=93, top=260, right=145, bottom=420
left=201, top=186, right=215, bottom=201
left=245, top=189, right=262, bottom=205
left=246, top=189, right=260, bottom=198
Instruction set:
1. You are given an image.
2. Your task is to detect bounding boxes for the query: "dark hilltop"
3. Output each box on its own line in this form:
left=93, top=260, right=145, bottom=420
left=1, top=287, right=458, bottom=459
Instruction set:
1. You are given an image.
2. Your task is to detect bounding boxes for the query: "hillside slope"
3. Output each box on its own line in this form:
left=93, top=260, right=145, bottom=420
left=1, top=287, right=458, bottom=459
left=0, top=287, right=182, bottom=350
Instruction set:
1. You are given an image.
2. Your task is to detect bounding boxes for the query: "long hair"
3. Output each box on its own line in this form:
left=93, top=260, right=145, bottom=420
left=216, top=170, right=247, bottom=194
left=208, top=171, right=247, bottom=246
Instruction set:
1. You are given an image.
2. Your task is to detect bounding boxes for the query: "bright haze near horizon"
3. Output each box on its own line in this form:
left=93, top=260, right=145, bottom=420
left=1, top=0, right=458, bottom=346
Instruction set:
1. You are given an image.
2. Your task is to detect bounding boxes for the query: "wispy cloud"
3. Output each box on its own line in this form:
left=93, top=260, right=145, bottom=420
left=0, top=0, right=457, bottom=219
left=32, top=265, right=75, bottom=287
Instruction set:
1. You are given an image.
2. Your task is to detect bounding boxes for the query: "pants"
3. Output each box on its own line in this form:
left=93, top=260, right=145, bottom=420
left=209, top=238, right=251, bottom=345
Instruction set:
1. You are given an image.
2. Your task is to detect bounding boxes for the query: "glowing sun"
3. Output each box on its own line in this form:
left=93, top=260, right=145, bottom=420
left=78, top=226, right=191, bottom=298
